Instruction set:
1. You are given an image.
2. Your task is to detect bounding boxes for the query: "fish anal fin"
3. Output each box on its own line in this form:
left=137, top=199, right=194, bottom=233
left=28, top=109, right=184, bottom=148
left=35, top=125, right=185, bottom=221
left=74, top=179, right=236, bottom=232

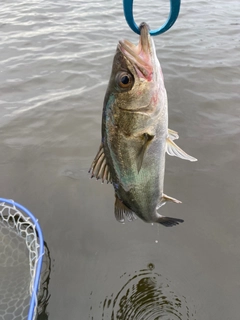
left=166, top=138, right=197, bottom=162
left=115, top=196, right=137, bottom=223
left=158, top=194, right=182, bottom=208
left=136, top=133, right=154, bottom=173
left=168, top=128, right=179, bottom=140
left=162, top=193, right=182, bottom=204
left=89, top=143, right=112, bottom=183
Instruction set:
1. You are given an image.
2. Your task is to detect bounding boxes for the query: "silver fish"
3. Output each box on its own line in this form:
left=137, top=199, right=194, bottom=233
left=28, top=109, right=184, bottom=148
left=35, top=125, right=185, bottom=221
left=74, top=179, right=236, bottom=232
left=89, top=22, right=197, bottom=227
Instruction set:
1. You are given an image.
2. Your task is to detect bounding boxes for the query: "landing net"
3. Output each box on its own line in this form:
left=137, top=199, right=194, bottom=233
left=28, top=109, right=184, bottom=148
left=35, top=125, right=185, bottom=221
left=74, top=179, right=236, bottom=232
left=0, top=198, right=44, bottom=320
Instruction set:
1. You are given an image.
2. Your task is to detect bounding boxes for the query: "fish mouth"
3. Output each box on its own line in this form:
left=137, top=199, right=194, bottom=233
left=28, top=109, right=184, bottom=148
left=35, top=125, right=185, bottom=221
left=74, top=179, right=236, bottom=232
left=118, top=22, right=153, bottom=81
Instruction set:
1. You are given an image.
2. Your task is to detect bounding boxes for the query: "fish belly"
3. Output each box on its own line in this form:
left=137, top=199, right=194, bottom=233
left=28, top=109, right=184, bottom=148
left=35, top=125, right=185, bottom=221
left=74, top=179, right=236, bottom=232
left=112, top=135, right=166, bottom=223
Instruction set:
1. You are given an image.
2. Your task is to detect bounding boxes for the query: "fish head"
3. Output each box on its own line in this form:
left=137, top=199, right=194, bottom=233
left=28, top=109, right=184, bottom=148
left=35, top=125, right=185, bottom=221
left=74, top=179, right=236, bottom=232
left=105, top=22, right=164, bottom=113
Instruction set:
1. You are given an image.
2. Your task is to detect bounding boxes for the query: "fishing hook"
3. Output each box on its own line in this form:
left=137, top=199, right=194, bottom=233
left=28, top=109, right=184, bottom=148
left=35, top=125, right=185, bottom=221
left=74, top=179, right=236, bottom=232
left=123, top=0, right=181, bottom=36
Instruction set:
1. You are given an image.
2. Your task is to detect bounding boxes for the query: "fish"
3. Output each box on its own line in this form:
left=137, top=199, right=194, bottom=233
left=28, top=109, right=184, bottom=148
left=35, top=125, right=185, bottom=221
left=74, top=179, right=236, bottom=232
left=89, top=22, right=197, bottom=227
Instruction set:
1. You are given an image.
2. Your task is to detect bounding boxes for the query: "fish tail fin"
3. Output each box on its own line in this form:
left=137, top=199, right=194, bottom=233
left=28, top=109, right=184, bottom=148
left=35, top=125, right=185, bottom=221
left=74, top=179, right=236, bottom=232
left=156, top=216, right=184, bottom=227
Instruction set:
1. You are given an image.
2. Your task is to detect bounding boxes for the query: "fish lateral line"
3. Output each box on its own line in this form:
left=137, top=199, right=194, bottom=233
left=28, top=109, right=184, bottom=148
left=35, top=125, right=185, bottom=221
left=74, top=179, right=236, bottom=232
left=118, top=103, right=154, bottom=114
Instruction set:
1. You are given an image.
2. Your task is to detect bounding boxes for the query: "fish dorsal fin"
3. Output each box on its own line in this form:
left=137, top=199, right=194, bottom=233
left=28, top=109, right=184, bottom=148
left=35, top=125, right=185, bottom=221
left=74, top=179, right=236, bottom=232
left=168, top=129, right=179, bottom=140
left=115, top=195, right=137, bottom=223
left=136, top=133, right=154, bottom=172
left=158, top=193, right=182, bottom=208
left=89, top=143, right=112, bottom=183
left=166, top=138, right=197, bottom=162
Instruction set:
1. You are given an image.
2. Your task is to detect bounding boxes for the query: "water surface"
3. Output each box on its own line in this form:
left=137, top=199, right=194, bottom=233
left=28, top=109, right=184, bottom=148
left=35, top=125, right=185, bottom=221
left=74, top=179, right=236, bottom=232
left=0, top=0, right=240, bottom=319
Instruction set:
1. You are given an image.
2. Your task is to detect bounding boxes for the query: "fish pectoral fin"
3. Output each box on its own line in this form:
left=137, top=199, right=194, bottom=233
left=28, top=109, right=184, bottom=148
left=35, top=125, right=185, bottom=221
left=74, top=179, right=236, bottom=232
left=156, top=215, right=184, bottom=227
left=115, top=196, right=137, bottom=223
left=168, top=128, right=179, bottom=140
left=158, top=194, right=182, bottom=208
left=136, top=133, right=154, bottom=173
left=89, top=143, right=112, bottom=183
left=166, top=138, right=197, bottom=162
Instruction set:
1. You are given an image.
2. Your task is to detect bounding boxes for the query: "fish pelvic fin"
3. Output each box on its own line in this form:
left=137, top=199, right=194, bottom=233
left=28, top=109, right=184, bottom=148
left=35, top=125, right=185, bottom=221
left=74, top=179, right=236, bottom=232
left=157, top=193, right=182, bottom=209
left=168, top=128, right=179, bottom=140
left=115, top=195, right=137, bottom=223
left=89, top=143, right=112, bottom=183
left=166, top=137, right=197, bottom=162
left=136, top=133, right=154, bottom=172
left=156, top=215, right=184, bottom=227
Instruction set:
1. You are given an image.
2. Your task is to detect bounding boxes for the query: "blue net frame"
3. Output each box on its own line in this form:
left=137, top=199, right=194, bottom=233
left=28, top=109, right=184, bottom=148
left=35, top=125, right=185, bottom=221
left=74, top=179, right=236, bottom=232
left=0, top=198, right=44, bottom=320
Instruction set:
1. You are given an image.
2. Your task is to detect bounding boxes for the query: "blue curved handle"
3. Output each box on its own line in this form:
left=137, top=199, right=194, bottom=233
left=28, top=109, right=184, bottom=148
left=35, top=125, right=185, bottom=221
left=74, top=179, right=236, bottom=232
left=123, top=0, right=181, bottom=36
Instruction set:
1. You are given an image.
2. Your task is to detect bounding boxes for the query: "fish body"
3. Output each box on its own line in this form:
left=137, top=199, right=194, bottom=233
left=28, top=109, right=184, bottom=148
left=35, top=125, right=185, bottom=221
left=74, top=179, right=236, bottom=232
left=90, top=23, right=197, bottom=226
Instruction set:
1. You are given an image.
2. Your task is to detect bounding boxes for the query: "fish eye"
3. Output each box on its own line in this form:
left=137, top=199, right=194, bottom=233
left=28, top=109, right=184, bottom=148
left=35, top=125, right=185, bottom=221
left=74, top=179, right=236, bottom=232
left=116, top=72, right=133, bottom=90
left=121, top=75, right=129, bottom=85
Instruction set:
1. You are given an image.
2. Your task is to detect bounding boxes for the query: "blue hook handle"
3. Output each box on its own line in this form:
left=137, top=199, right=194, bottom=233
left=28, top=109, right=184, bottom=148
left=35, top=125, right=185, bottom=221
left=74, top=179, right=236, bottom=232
left=123, top=0, right=181, bottom=36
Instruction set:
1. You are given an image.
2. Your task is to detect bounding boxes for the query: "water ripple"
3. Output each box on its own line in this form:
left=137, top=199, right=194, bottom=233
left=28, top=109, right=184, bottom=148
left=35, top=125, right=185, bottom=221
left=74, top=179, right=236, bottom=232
left=89, top=264, right=196, bottom=320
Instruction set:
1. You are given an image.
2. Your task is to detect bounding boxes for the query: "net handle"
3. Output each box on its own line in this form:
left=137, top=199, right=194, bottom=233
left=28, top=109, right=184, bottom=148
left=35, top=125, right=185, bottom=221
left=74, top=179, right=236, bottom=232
left=0, top=198, right=45, bottom=320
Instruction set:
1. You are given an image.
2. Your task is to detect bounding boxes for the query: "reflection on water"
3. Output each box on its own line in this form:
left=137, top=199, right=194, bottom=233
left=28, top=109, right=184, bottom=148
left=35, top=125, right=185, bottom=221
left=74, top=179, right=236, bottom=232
left=90, top=264, right=196, bottom=320
left=37, top=241, right=51, bottom=319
